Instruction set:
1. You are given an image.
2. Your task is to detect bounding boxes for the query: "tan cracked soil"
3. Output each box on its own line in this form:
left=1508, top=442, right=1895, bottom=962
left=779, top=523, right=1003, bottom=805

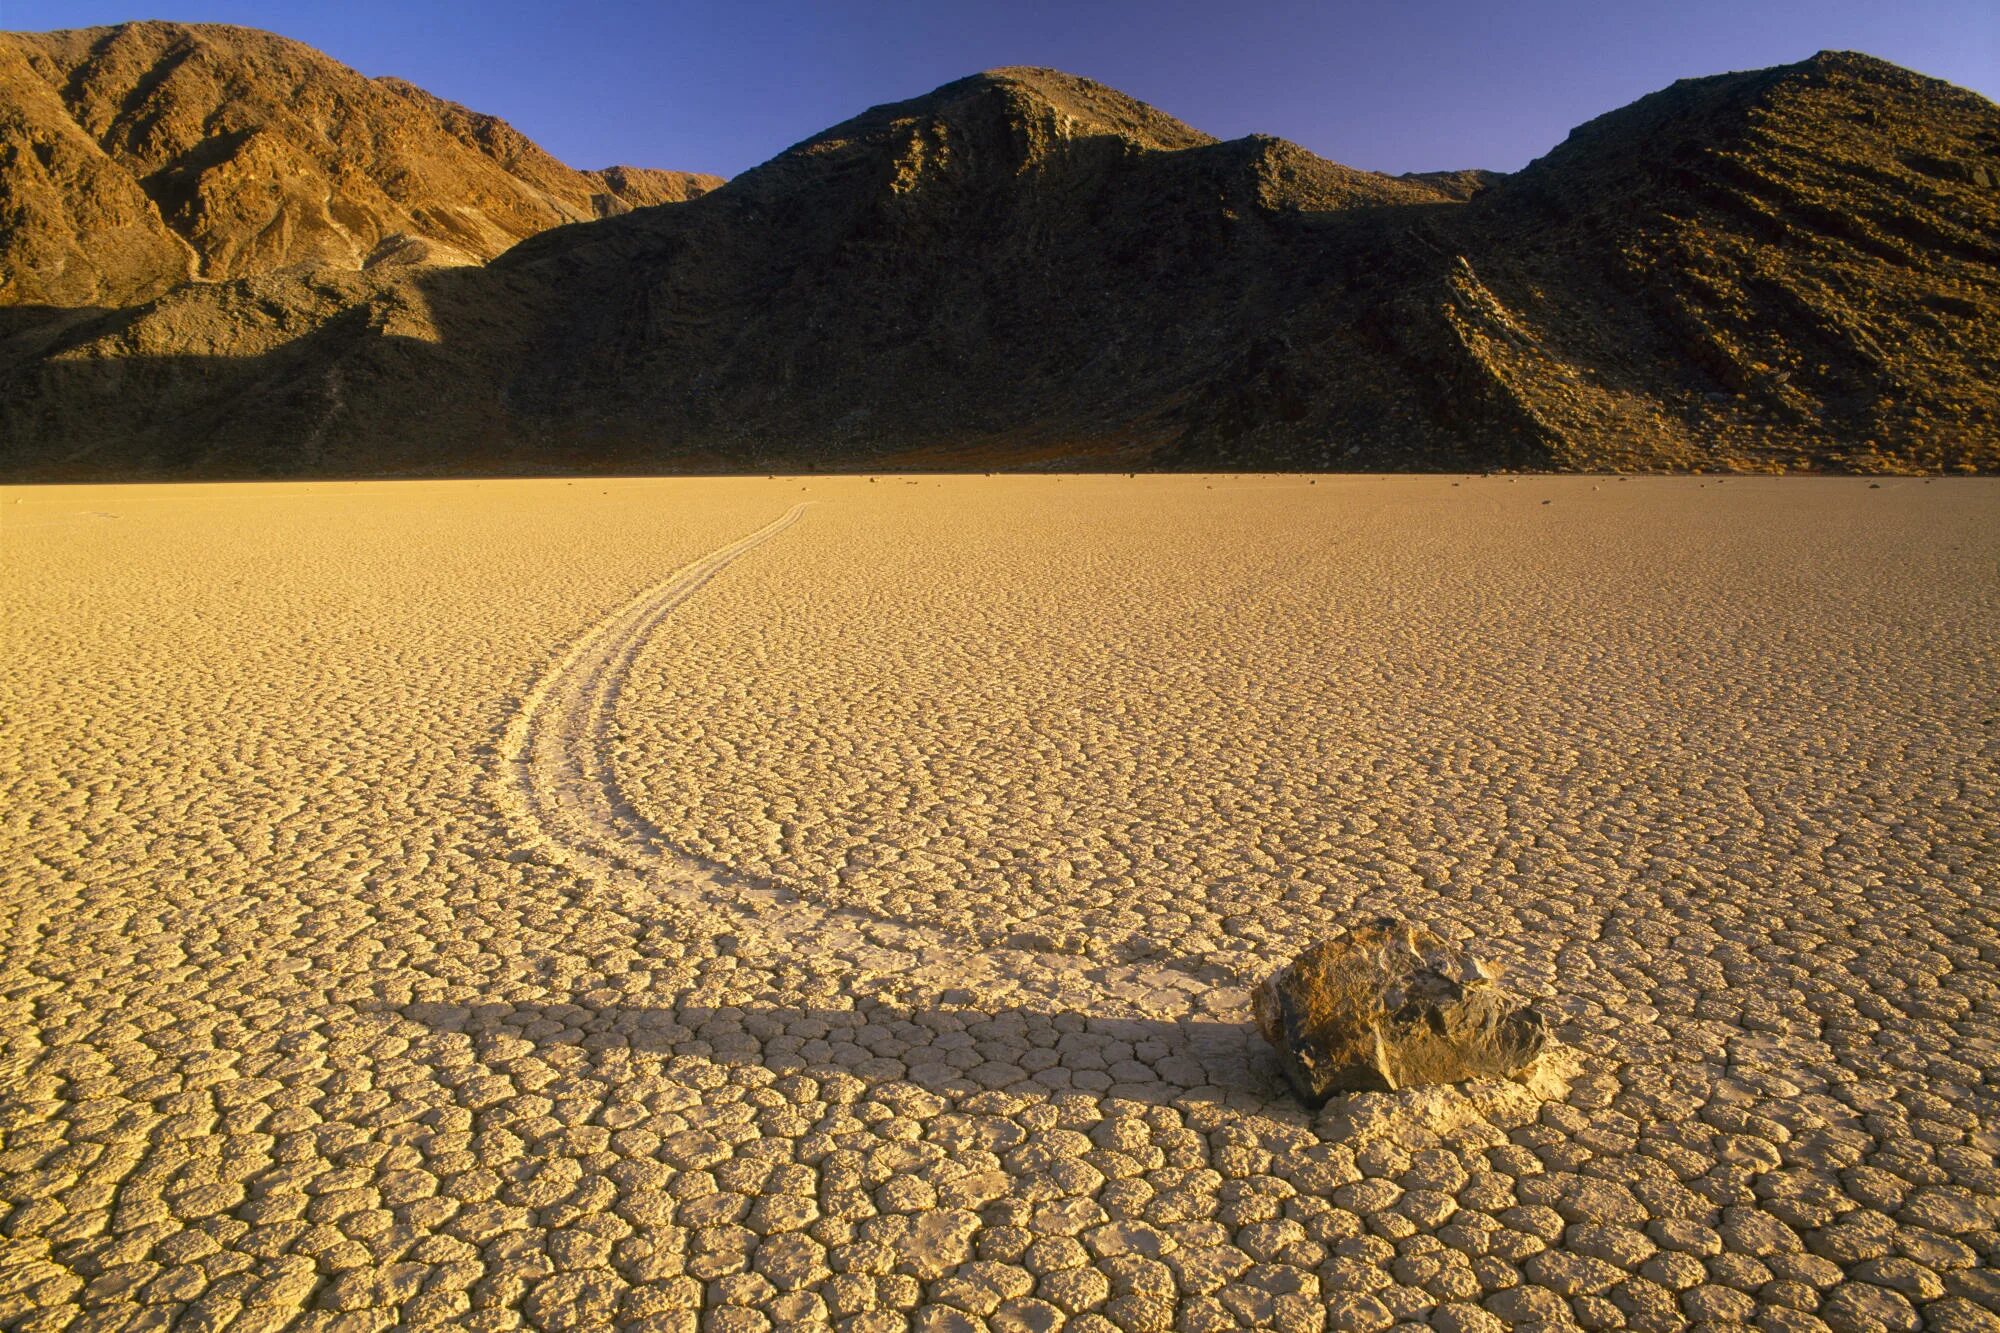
left=3, top=475, right=1998, bottom=1333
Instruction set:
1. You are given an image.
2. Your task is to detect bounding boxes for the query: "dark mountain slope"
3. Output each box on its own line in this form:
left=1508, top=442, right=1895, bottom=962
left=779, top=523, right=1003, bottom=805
left=1449, top=52, right=2000, bottom=471
left=1162, top=53, right=2000, bottom=473
left=483, top=68, right=1470, bottom=464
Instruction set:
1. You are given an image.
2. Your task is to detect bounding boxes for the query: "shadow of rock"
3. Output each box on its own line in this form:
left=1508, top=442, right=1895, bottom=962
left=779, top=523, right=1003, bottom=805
left=393, top=993, right=1303, bottom=1117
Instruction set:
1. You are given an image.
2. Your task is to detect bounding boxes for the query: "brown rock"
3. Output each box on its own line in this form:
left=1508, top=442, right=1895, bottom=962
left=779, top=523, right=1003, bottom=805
left=1253, top=918, right=1547, bottom=1105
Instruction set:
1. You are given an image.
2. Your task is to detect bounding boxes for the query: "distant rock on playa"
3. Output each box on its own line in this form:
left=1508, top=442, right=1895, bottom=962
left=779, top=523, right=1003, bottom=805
left=1254, top=917, right=1549, bottom=1105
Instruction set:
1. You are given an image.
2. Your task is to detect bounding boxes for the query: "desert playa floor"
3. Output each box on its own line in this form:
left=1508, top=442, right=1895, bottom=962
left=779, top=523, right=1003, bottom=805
left=2, top=475, right=1997, bottom=1333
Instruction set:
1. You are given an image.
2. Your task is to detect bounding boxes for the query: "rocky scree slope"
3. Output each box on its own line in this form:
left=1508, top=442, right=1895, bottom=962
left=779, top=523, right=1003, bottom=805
left=1, top=45, right=1996, bottom=476
left=1409, top=52, right=2000, bottom=473
left=0, top=21, right=720, bottom=310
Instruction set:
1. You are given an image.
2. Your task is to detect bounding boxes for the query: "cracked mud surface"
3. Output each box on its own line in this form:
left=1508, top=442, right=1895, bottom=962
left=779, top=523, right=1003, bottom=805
left=3, top=475, right=1997, bottom=1332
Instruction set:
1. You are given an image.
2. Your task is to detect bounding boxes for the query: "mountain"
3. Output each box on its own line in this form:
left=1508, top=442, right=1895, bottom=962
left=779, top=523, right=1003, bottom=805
left=0, top=22, right=720, bottom=309
left=1, top=34, right=1995, bottom=477
left=481, top=68, right=1479, bottom=467
left=1380, top=52, right=2000, bottom=473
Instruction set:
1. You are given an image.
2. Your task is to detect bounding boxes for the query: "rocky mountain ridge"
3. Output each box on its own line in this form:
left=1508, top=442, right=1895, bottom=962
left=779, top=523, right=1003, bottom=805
left=0, top=22, right=720, bottom=308
left=2, top=28, right=1995, bottom=477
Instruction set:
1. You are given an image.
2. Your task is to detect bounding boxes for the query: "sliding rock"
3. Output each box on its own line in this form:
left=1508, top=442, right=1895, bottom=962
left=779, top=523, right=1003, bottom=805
left=1253, top=917, right=1548, bottom=1105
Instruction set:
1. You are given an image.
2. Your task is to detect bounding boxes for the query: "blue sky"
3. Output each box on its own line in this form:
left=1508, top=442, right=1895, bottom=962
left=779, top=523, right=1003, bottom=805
left=9, top=0, right=1995, bottom=178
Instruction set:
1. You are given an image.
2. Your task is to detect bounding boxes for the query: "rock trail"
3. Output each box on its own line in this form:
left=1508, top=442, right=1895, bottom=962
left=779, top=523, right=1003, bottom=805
left=493, top=501, right=1246, bottom=1052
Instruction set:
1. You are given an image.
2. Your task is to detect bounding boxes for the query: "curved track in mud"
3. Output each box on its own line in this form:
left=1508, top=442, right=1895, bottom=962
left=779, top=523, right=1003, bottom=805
left=493, top=503, right=1243, bottom=1023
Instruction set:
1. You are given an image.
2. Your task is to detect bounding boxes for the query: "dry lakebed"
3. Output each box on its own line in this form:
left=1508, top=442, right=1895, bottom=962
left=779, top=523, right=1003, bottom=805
left=3, top=474, right=1996, bottom=1332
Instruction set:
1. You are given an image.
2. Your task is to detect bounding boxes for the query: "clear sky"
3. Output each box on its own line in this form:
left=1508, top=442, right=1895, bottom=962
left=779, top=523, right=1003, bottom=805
left=9, top=0, right=1995, bottom=178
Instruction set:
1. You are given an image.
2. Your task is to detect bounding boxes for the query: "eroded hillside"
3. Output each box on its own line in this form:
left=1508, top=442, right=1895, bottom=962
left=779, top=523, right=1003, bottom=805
left=0, top=22, right=720, bottom=308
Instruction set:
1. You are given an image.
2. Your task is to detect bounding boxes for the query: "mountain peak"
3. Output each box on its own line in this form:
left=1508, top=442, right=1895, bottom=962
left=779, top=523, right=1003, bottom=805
left=958, top=66, right=1218, bottom=148
left=0, top=20, right=719, bottom=307
left=788, top=64, right=1217, bottom=161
